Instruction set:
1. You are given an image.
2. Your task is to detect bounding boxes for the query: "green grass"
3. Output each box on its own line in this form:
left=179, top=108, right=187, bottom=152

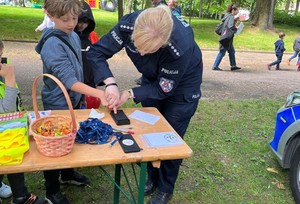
left=1, top=6, right=300, bottom=51
left=0, top=5, right=298, bottom=204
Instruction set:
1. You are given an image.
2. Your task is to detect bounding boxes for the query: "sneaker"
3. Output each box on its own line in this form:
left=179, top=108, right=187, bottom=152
left=60, top=170, right=90, bottom=186
left=149, top=191, right=173, bottom=204
left=231, top=66, right=241, bottom=71
left=45, top=191, right=69, bottom=204
left=0, top=182, right=12, bottom=198
left=267, top=64, right=271, bottom=70
left=212, top=67, right=223, bottom=71
left=13, top=193, right=46, bottom=204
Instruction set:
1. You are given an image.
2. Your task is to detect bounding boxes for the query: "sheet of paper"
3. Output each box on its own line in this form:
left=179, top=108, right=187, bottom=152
left=129, top=110, right=160, bottom=125
left=142, top=132, right=183, bottom=148
left=89, top=108, right=105, bottom=119
left=236, top=22, right=244, bottom=35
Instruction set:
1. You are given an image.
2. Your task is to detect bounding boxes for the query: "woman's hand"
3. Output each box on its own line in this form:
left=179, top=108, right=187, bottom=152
left=115, top=90, right=131, bottom=108
left=105, top=85, right=120, bottom=111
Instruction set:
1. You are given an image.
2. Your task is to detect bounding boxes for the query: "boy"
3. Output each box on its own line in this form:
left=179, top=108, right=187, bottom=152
left=0, top=40, right=45, bottom=204
left=267, top=32, right=286, bottom=70
left=35, top=0, right=108, bottom=203
left=75, top=1, right=99, bottom=88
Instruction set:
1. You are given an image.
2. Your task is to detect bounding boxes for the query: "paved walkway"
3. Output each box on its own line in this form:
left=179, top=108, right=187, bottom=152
left=4, top=41, right=300, bottom=107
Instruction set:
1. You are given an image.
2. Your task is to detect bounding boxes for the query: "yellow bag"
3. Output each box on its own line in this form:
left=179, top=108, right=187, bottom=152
left=0, top=112, right=29, bottom=165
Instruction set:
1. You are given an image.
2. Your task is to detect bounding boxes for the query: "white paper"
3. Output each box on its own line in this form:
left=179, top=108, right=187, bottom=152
left=129, top=110, right=160, bottom=125
left=28, top=110, right=52, bottom=124
left=236, top=22, right=244, bottom=35
left=142, top=132, right=183, bottom=147
left=89, top=108, right=105, bottom=119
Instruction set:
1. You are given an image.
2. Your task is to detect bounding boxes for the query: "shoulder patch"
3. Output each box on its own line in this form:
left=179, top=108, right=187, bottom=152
left=167, top=41, right=183, bottom=58
left=119, top=23, right=134, bottom=32
left=159, top=77, right=174, bottom=93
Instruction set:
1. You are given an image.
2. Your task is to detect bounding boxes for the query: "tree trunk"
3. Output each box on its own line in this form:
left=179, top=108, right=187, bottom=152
left=252, top=0, right=276, bottom=30
left=296, top=0, right=300, bottom=13
left=198, top=0, right=203, bottom=18
left=285, top=0, right=291, bottom=11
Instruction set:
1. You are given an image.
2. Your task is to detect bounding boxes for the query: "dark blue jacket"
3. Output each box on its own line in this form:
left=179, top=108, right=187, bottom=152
left=87, top=11, right=203, bottom=104
left=275, top=39, right=285, bottom=55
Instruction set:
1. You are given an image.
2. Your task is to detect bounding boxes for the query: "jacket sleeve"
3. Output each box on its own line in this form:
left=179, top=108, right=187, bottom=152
left=41, top=37, right=81, bottom=89
left=87, top=22, right=128, bottom=85
left=0, top=85, right=18, bottom=113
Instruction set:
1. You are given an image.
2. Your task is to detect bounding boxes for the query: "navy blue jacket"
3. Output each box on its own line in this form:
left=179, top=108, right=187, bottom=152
left=87, top=11, right=203, bottom=104
left=275, top=39, right=285, bottom=55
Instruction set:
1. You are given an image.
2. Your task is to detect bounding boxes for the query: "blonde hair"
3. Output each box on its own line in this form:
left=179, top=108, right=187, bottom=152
left=132, top=5, right=173, bottom=54
left=44, top=0, right=82, bottom=18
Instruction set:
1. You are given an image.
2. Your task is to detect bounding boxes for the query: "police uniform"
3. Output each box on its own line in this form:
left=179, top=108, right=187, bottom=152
left=87, top=11, right=203, bottom=194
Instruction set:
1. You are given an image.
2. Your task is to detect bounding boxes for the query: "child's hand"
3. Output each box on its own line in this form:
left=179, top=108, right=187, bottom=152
left=0, top=64, right=16, bottom=87
left=0, top=64, right=15, bottom=78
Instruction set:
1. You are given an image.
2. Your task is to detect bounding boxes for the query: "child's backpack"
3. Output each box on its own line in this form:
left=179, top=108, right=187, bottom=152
left=294, top=38, right=300, bottom=52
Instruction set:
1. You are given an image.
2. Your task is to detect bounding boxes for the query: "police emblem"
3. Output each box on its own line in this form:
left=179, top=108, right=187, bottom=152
left=159, top=77, right=174, bottom=93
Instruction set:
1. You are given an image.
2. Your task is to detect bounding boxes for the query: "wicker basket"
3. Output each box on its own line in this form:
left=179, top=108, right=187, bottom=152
left=30, top=74, right=77, bottom=157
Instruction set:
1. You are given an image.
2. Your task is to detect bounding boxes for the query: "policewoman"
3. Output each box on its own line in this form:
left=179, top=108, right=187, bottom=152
left=87, top=5, right=203, bottom=204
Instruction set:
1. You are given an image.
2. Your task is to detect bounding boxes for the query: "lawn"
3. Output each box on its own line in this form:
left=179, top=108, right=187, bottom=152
left=1, top=6, right=300, bottom=51
left=0, top=5, right=298, bottom=204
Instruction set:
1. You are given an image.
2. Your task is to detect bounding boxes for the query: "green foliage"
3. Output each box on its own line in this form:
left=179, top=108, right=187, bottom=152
left=274, top=10, right=300, bottom=27
left=1, top=6, right=300, bottom=52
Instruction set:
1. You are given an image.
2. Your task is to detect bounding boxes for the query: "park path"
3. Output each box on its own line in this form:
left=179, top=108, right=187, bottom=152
left=4, top=41, right=300, bottom=107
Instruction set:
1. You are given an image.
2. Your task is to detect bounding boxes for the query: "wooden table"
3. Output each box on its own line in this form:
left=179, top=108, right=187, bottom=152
left=1, top=107, right=193, bottom=204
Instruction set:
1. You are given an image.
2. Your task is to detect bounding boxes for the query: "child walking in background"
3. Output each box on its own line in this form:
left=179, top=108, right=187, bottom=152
left=35, top=0, right=108, bottom=203
left=0, top=40, right=45, bottom=204
left=267, top=32, right=286, bottom=71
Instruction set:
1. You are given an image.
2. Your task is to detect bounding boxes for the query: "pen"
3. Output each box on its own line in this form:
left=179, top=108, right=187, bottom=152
left=110, top=138, right=118, bottom=148
left=110, top=133, right=123, bottom=148
left=112, top=127, right=134, bottom=134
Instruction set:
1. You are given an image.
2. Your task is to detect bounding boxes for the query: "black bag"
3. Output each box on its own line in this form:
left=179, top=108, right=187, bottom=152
left=215, top=22, right=224, bottom=35
left=219, top=27, right=234, bottom=48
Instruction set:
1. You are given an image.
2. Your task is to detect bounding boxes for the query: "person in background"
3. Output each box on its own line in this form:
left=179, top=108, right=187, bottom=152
left=167, top=0, right=181, bottom=16
left=0, top=40, right=45, bottom=204
left=87, top=5, right=203, bottom=204
left=35, top=0, right=108, bottom=203
left=267, top=32, right=286, bottom=71
left=35, top=4, right=55, bottom=32
left=287, top=36, right=300, bottom=66
left=212, top=3, right=241, bottom=71
left=152, top=0, right=166, bottom=6
left=75, top=1, right=99, bottom=88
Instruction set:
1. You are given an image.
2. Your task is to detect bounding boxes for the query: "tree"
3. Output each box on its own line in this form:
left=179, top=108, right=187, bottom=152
left=252, top=0, right=276, bottom=30
left=296, top=0, right=300, bottom=13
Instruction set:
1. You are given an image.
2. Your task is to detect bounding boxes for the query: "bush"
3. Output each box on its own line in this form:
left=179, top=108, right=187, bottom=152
left=274, top=10, right=300, bottom=27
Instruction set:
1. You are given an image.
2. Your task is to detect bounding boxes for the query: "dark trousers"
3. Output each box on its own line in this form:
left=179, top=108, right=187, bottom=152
left=142, top=98, right=199, bottom=194
left=44, top=168, right=74, bottom=195
left=0, top=173, right=28, bottom=198
left=270, top=54, right=283, bottom=68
